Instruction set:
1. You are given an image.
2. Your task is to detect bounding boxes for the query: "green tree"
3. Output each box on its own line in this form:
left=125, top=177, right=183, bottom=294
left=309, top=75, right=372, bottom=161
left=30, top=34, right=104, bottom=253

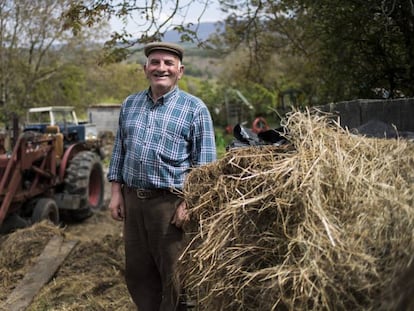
left=0, top=0, right=108, bottom=124
left=61, top=0, right=414, bottom=108
left=302, top=0, right=414, bottom=100
left=64, top=0, right=218, bottom=62
left=213, top=0, right=414, bottom=103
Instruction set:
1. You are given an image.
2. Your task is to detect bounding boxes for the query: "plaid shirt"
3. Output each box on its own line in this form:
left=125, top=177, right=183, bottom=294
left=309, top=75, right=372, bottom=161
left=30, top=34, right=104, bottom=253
left=107, top=87, right=216, bottom=190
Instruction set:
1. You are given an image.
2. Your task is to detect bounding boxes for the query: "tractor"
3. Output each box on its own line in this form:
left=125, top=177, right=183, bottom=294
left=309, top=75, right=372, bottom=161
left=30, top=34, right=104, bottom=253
left=0, top=106, right=105, bottom=233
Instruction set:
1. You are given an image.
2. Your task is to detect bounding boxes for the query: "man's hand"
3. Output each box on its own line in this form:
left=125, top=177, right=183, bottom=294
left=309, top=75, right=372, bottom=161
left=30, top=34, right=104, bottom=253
left=171, top=200, right=189, bottom=228
left=109, top=197, right=124, bottom=221
left=109, top=182, right=124, bottom=221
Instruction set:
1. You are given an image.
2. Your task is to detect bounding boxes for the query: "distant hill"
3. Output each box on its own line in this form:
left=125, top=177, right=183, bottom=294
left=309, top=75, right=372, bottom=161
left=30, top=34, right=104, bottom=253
left=163, top=22, right=223, bottom=43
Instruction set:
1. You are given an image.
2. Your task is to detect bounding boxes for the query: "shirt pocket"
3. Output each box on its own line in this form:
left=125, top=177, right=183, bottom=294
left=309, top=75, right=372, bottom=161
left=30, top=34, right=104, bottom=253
left=158, top=129, right=189, bottom=165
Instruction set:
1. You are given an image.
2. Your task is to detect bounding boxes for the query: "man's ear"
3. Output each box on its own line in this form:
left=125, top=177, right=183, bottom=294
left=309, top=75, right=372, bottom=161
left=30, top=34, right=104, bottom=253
left=178, top=65, right=185, bottom=78
left=143, top=63, right=150, bottom=79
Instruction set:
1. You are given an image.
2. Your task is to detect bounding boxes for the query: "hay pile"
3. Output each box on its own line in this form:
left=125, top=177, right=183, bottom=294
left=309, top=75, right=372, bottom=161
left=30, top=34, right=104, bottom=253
left=0, top=222, right=63, bottom=301
left=0, top=217, right=134, bottom=310
left=181, top=110, right=414, bottom=310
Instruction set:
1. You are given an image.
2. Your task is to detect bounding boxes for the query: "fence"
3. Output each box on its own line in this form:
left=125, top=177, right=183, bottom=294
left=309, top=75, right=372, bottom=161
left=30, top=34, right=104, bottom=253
left=319, top=98, right=414, bottom=132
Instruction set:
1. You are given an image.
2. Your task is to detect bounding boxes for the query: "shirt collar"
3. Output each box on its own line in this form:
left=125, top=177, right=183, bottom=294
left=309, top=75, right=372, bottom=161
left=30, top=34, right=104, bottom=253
left=146, top=86, right=179, bottom=106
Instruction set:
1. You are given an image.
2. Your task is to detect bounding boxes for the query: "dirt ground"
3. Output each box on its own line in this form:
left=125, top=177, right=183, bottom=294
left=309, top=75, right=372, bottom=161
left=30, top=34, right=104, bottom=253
left=0, top=175, right=137, bottom=311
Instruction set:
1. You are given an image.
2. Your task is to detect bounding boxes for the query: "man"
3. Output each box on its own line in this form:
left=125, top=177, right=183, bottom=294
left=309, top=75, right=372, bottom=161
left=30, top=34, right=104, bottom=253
left=107, top=42, right=216, bottom=310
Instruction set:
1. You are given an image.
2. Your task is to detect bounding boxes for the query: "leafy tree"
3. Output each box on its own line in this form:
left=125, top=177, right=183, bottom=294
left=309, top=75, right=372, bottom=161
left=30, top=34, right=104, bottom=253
left=59, top=0, right=414, bottom=111
left=32, top=64, right=87, bottom=109
left=212, top=0, right=414, bottom=104
left=302, top=0, right=414, bottom=100
left=84, top=61, right=148, bottom=104
left=0, top=0, right=107, bottom=124
left=64, top=0, right=218, bottom=62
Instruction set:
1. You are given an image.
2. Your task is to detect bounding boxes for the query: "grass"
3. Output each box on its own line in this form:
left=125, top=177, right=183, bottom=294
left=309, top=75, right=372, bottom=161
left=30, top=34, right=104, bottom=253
left=215, top=128, right=233, bottom=159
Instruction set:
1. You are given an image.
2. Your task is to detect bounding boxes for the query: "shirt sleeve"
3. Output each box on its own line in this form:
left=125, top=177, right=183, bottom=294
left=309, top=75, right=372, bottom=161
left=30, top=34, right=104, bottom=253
left=191, top=104, right=217, bottom=166
left=107, top=105, right=125, bottom=183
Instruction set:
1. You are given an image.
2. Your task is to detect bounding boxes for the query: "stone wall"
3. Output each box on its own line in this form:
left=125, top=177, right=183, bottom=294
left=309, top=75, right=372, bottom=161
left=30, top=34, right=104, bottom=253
left=87, top=104, right=121, bottom=136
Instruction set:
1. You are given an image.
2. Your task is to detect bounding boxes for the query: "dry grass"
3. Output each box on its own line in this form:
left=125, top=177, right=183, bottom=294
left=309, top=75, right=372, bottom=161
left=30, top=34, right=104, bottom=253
left=0, top=215, right=134, bottom=311
left=180, top=109, right=414, bottom=310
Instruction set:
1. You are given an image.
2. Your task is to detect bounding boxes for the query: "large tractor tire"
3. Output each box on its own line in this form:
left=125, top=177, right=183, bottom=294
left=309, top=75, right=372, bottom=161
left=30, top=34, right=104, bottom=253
left=64, top=151, right=104, bottom=221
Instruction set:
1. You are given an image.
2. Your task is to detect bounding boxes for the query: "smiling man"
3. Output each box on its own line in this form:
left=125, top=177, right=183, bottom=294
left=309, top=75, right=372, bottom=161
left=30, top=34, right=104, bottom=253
left=107, top=42, right=216, bottom=310
left=144, top=42, right=185, bottom=100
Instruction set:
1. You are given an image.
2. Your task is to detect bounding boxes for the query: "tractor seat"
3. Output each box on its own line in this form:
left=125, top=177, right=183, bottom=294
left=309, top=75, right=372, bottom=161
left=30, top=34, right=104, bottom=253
left=45, top=125, right=60, bottom=134
left=45, top=126, right=64, bottom=158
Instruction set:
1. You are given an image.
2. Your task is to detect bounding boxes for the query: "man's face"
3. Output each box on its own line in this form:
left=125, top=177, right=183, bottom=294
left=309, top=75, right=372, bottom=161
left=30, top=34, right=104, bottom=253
left=144, top=51, right=184, bottom=95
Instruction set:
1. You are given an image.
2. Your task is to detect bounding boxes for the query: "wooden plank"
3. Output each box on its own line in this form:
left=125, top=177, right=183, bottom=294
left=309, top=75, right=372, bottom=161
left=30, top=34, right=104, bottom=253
left=2, top=235, right=78, bottom=311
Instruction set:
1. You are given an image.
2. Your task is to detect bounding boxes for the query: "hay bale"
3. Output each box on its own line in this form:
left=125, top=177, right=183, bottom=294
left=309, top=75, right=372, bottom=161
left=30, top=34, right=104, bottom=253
left=180, top=109, right=414, bottom=310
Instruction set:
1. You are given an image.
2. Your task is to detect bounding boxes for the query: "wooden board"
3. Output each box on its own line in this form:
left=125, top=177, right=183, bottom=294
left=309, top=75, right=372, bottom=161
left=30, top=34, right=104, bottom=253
left=2, top=235, right=78, bottom=311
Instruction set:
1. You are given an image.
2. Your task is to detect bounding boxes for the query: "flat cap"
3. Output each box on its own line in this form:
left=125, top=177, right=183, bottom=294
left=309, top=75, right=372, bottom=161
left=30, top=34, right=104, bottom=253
left=144, top=42, right=184, bottom=61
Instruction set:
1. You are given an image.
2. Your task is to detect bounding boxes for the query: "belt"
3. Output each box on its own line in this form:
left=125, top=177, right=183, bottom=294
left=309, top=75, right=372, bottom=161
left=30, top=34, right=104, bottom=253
left=127, top=187, right=171, bottom=199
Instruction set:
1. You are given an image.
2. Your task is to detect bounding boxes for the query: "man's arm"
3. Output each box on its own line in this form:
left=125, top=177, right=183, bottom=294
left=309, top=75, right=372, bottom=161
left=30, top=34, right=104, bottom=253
left=191, top=105, right=217, bottom=166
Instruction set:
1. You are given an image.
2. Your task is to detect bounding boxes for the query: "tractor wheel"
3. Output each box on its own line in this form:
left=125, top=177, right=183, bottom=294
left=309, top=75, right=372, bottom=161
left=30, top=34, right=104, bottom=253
left=0, top=213, right=28, bottom=234
left=64, top=151, right=104, bottom=220
left=32, top=198, right=60, bottom=225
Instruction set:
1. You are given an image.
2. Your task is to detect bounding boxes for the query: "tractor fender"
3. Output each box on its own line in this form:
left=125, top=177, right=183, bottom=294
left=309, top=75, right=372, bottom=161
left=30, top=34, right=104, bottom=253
left=59, top=143, right=89, bottom=181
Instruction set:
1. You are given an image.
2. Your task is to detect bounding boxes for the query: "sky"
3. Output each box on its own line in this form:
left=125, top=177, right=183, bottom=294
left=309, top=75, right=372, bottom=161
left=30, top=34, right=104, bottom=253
left=110, top=0, right=225, bottom=35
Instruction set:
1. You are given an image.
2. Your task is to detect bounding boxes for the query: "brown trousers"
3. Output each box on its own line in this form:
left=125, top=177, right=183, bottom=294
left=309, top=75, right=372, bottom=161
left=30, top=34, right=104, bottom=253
left=122, top=187, right=187, bottom=311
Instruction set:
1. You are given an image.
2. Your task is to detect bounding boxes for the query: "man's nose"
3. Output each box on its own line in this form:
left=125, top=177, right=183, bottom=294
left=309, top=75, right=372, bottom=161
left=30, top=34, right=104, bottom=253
left=157, top=61, right=167, bottom=70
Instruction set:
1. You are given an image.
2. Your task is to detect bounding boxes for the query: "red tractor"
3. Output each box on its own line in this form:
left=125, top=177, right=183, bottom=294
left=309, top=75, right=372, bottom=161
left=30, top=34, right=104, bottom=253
left=0, top=106, right=105, bottom=233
